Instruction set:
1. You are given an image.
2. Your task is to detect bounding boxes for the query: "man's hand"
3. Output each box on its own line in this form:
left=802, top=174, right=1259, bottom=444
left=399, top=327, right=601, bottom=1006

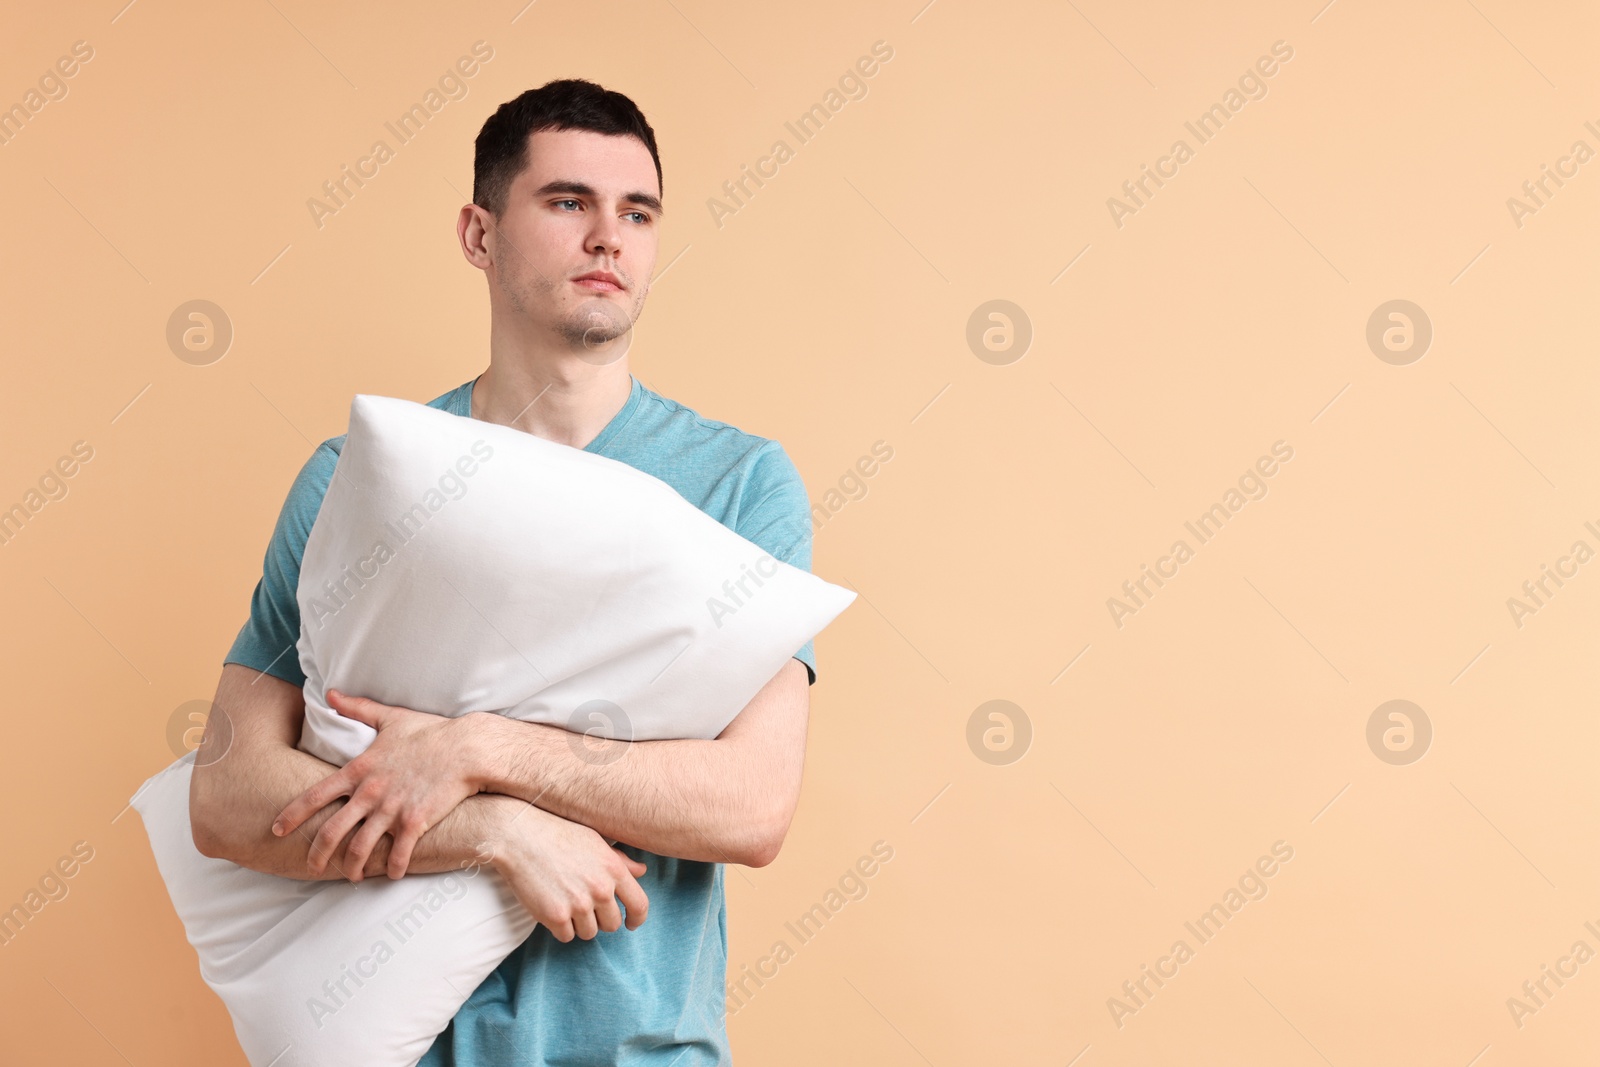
left=271, top=689, right=484, bottom=881
left=484, top=793, right=651, bottom=942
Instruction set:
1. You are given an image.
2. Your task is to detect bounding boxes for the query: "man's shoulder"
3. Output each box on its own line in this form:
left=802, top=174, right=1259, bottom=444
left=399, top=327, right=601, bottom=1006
left=636, top=384, right=756, bottom=440
left=630, top=382, right=792, bottom=475
left=423, top=379, right=473, bottom=417
left=628, top=386, right=810, bottom=566
left=291, top=436, right=342, bottom=495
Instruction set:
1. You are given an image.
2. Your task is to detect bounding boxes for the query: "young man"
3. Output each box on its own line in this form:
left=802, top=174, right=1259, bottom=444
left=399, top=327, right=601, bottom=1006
left=188, top=79, right=818, bottom=1065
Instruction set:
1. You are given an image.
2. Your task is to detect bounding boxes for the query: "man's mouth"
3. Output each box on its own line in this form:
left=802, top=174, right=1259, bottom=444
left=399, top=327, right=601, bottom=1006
left=572, top=271, right=624, bottom=293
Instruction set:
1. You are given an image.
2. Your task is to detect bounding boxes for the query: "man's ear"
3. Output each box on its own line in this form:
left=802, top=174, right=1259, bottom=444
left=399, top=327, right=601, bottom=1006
left=458, top=204, right=496, bottom=269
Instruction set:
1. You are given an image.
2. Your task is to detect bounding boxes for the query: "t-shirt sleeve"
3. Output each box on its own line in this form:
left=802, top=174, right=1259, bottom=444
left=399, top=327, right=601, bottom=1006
left=222, top=441, right=341, bottom=688
left=735, top=440, right=818, bottom=686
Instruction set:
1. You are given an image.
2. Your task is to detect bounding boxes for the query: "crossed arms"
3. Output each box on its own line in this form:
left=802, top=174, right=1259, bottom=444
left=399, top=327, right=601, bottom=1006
left=188, top=656, right=810, bottom=942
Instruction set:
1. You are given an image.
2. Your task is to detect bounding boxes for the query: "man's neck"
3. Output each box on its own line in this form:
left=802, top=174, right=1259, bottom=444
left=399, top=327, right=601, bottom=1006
left=470, top=357, right=632, bottom=450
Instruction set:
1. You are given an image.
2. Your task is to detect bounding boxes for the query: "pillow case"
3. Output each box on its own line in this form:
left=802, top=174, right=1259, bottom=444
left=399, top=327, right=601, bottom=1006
left=132, top=392, right=855, bottom=1067
left=295, top=392, right=851, bottom=764
left=133, top=753, right=534, bottom=1067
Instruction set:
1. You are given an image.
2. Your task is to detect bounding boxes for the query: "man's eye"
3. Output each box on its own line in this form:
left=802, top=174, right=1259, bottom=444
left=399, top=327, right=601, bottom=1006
left=626, top=212, right=650, bottom=224
left=555, top=199, right=580, bottom=210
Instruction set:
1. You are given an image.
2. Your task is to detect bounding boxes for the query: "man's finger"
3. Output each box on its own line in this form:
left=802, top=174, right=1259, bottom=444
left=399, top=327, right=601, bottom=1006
left=308, top=799, right=367, bottom=875
left=273, top=770, right=354, bottom=836
left=328, top=690, right=386, bottom=725
left=612, top=848, right=647, bottom=878
left=343, top=808, right=395, bottom=882
left=594, top=896, right=624, bottom=934
left=617, top=876, right=649, bottom=929
left=388, top=823, right=424, bottom=880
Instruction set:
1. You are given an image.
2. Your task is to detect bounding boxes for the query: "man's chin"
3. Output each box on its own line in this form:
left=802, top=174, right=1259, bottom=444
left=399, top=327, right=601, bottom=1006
left=572, top=315, right=634, bottom=365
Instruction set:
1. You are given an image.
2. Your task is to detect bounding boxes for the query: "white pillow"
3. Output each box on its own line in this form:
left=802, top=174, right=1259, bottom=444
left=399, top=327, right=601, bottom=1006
left=133, top=392, right=855, bottom=1067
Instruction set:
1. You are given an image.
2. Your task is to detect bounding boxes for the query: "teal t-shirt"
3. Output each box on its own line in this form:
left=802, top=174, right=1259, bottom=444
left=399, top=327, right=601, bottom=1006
left=222, top=372, right=816, bottom=1066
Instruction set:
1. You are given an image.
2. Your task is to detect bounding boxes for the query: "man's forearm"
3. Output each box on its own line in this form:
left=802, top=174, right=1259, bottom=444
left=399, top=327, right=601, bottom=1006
left=192, top=739, right=503, bottom=881
left=469, top=719, right=766, bottom=864
left=461, top=659, right=811, bottom=866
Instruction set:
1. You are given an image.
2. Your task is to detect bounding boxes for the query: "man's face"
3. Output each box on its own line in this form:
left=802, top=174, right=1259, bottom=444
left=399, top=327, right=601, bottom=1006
left=485, top=128, right=661, bottom=356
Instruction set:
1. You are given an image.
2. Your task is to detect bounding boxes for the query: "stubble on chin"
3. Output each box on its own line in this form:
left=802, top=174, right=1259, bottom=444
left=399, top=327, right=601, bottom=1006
left=499, top=257, right=646, bottom=358
left=560, top=301, right=632, bottom=351
left=566, top=282, right=647, bottom=349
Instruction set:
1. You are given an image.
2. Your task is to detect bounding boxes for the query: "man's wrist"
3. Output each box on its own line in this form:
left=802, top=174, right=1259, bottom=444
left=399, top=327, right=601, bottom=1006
left=477, top=792, right=534, bottom=877
left=453, top=711, right=512, bottom=794
left=458, top=712, right=563, bottom=800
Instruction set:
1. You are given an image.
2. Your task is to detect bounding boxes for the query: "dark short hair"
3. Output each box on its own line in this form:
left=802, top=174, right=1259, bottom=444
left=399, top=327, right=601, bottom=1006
left=472, top=79, right=662, bottom=218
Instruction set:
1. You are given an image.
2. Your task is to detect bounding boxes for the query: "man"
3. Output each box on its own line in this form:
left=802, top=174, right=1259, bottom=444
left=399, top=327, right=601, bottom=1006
left=188, top=78, right=818, bottom=1065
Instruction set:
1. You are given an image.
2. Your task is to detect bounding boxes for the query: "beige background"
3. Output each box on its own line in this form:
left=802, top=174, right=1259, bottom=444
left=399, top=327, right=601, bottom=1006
left=2, top=0, right=1598, bottom=1063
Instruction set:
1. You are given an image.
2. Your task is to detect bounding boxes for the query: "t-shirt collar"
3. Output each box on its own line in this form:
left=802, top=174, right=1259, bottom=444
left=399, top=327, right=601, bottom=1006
left=460, top=373, right=641, bottom=455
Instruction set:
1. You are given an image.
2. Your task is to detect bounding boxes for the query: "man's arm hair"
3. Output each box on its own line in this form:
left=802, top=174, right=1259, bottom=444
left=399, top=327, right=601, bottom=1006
left=189, top=663, right=505, bottom=880
left=465, top=656, right=812, bottom=868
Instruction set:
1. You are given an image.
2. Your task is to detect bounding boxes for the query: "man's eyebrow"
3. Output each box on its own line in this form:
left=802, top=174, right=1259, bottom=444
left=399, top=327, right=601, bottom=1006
left=533, top=179, right=664, bottom=217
